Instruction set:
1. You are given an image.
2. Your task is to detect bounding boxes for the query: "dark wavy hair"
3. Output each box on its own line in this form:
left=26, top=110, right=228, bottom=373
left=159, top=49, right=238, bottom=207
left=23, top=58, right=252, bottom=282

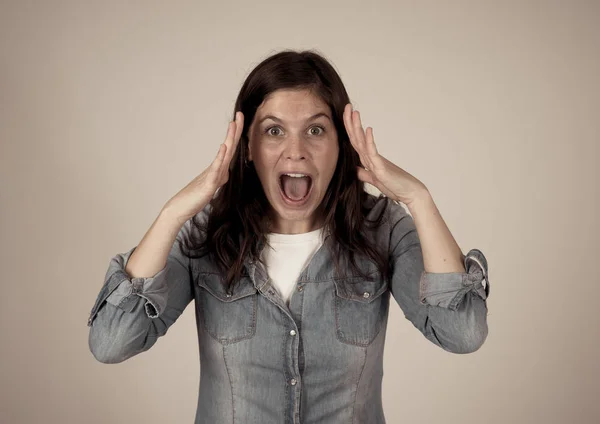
left=178, top=49, right=390, bottom=292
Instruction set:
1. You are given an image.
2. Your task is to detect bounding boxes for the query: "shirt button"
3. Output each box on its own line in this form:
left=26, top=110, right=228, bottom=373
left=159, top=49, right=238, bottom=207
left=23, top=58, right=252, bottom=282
left=290, top=330, right=296, bottom=336
left=290, top=378, right=297, bottom=386
left=363, top=292, right=370, bottom=298
left=297, top=286, right=303, bottom=292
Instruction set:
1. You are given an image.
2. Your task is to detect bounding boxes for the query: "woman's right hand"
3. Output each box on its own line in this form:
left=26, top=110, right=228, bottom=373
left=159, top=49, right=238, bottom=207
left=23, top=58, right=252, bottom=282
left=162, top=111, right=244, bottom=223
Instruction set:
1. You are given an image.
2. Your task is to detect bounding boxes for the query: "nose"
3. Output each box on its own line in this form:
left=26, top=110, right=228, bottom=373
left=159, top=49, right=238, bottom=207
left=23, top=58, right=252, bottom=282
left=283, top=135, right=307, bottom=161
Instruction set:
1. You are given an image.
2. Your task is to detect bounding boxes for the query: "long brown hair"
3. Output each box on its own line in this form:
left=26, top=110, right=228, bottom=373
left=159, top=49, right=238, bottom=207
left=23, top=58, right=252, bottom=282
left=179, top=49, right=391, bottom=292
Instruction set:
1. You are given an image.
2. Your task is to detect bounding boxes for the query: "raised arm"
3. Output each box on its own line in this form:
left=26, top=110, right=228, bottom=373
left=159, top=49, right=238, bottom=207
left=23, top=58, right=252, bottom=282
left=87, top=111, right=245, bottom=363
left=87, top=210, right=198, bottom=363
left=388, top=199, right=490, bottom=353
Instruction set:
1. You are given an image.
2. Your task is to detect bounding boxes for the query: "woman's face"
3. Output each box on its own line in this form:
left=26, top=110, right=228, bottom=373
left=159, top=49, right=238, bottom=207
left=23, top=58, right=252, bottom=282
left=248, top=89, right=339, bottom=234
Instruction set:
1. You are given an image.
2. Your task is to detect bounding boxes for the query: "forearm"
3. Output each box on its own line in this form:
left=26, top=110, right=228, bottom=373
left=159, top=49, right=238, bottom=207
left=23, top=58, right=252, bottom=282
left=389, top=191, right=489, bottom=353
left=88, top=207, right=198, bottom=361
left=405, top=189, right=465, bottom=274
left=125, top=207, right=186, bottom=279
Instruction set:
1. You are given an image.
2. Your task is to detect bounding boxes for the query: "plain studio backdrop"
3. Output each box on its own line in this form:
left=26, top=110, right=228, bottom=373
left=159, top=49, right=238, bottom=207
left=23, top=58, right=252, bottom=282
left=1, top=1, right=598, bottom=423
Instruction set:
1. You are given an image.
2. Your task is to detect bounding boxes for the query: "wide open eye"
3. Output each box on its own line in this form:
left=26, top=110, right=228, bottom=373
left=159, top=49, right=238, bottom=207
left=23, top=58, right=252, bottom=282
left=265, top=125, right=326, bottom=137
left=266, top=126, right=282, bottom=136
left=309, top=126, right=325, bottom=136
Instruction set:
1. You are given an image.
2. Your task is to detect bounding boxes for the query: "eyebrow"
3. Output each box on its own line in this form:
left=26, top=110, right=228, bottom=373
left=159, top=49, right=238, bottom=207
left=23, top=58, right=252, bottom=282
left=257, top=112, right=331, bottom=125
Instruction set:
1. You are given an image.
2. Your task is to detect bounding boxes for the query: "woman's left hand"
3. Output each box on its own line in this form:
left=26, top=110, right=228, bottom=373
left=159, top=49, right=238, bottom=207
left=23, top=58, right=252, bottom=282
left=343, top=103, right=428, bottom=206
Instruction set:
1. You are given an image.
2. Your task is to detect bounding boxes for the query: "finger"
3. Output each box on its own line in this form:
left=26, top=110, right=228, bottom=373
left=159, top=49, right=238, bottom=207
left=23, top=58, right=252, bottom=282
left=345, top=105, right=374, bottom=169
left=233, top=111, right=244, bottom=144
left=230, top=112, right=245, bottom=159
left=223, top=120, right=234, bottom=146
left=355, top=113, right=379, bottom=170
left=210, top=143, right=227, bottom=173
left=353, top=110, right=367, bottom=148
left=343, top=104, right=358, bottom=149
left=226, top=113, right=243, bottom=156
left=222, top=120, right=236, bottom=164
left=351, top=110, right=371, bottom=165
left=365, top=127, right=378, bottom=157
left=344, top=104, right=367, bottom=164
left=230, top=112, right=244, bottom=164
left=353, top=110, right=371, bottom=166
left=365, top=127, right=387, bottom=171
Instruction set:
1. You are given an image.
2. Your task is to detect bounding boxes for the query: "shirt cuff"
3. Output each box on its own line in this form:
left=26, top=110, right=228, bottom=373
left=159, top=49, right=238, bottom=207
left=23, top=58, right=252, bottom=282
left=105, top=266, right=169, bottom=318
left=419, top=248, right=490, bottom=310
left=89, top=246, right=169, bottom=323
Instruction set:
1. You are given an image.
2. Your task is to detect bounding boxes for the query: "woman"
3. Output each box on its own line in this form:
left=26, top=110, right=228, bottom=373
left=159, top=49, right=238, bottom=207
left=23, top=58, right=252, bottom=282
left=87, top=49, right=490, bottom=424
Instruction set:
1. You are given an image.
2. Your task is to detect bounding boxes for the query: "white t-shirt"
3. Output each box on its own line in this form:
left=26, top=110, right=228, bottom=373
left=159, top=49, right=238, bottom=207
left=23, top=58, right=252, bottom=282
left=261, top=227, right=325, bottom=306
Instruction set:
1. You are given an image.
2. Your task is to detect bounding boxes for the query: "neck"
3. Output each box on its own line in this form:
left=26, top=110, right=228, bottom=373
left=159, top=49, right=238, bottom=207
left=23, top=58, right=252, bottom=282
left=268, top=214, right=324, bottom=234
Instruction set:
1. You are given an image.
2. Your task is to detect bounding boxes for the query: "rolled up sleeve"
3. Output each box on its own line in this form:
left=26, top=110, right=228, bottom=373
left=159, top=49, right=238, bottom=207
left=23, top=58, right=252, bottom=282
left=419, top=248, right=489, bottom=310
left=388, top=203, right=490, bottom=354
left=103, top=249, right=169, bottom=319
left=87, top=211, right=204, bottom=364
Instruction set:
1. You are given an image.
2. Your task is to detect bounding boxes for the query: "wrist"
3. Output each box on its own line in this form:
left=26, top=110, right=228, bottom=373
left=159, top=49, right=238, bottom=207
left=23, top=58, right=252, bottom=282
left=405, top=187, right=434, bottom=213
left=159, top=203, right=192, bottom=227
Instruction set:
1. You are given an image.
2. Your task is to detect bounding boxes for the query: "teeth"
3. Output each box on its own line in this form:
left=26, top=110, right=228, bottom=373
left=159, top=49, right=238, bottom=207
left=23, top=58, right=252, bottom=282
left=284, top=173, right=308, bottom=178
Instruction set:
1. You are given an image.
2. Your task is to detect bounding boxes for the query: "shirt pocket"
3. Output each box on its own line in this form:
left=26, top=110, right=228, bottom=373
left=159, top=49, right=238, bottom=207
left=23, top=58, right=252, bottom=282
left=196, top=272, right=258, bottom=345
left=333, top=271, right=390, bottom=347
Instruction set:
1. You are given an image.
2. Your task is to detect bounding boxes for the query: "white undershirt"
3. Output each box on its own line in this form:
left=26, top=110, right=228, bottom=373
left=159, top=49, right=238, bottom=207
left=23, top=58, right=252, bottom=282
left=261, top=227, right=325, bottom=306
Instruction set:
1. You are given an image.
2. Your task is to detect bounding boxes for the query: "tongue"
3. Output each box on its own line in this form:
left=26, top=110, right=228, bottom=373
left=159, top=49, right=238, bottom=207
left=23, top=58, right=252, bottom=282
left=281, top=176, right=310, bottom=200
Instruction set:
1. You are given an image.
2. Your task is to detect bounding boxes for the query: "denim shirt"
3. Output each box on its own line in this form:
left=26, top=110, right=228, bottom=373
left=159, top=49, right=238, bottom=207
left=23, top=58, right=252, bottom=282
left=87, top=194, right=490, bottom=424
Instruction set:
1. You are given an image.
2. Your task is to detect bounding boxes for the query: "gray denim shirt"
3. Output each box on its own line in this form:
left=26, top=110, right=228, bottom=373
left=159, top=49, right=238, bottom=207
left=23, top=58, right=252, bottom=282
left=87, top=195, right=490, bottom=424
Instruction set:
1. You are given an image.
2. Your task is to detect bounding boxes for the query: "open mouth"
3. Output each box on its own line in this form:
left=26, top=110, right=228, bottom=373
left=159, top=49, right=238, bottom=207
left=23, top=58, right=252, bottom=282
left=278, top=173, right=313, bottom=205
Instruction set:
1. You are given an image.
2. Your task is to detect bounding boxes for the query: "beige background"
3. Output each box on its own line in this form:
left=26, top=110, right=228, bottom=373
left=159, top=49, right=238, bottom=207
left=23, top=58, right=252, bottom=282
left=1, top=1, right=599, bottom=423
